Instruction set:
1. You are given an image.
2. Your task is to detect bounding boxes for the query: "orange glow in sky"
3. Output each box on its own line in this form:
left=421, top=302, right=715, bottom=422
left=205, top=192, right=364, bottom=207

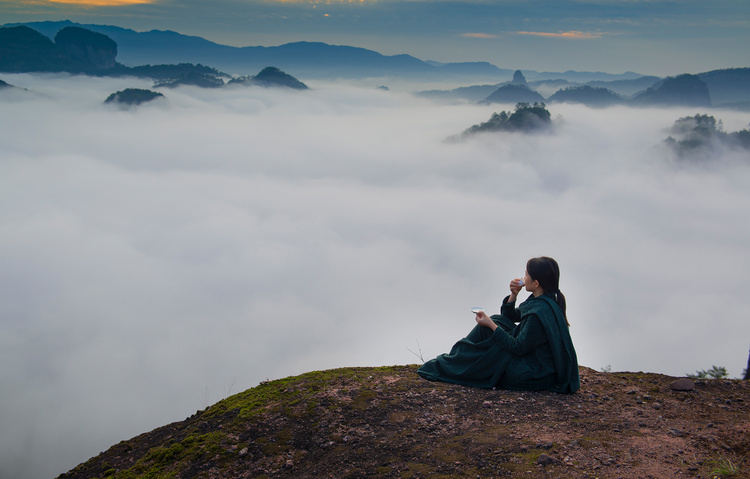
left=461, top=33, right=498, bottom=39
left=270, top=0, right=368, bottom=3
left=45, top=0, right=156, bottom=6
left=517, top=31, right=603, bottom=39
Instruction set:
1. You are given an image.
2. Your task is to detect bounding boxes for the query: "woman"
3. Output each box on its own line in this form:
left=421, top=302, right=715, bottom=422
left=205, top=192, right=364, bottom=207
left=417, top=257, right=579, bottom=393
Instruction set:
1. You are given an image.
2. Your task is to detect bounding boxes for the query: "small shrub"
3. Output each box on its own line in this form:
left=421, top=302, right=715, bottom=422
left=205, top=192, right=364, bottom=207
left=687, top=365, right=728, bottom=379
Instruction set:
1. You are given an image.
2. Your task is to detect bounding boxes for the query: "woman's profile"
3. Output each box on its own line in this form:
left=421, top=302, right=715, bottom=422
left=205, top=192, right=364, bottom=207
left=417, top=256, right=580, bottom=393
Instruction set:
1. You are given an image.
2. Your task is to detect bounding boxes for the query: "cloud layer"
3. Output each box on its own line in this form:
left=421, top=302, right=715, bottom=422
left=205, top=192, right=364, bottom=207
left=1, top=73, right=750, bottom=478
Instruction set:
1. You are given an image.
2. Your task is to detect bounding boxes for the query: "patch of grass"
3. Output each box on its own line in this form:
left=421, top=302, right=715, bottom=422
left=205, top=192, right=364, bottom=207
left=710, top=457, right=740, bottom=477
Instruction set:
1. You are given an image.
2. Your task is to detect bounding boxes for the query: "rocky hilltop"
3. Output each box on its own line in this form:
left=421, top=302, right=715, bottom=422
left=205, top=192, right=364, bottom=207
left=0, top=25, right=117, bottom=73
left=57, top=365, right=749, bottom=479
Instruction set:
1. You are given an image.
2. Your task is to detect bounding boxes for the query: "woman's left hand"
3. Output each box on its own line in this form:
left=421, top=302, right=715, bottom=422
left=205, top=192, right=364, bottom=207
left=475, top=311, right=497, bottom=331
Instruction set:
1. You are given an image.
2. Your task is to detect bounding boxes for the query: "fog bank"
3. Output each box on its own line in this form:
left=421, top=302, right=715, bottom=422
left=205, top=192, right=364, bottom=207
left=1, top=73, right=749, bottom=479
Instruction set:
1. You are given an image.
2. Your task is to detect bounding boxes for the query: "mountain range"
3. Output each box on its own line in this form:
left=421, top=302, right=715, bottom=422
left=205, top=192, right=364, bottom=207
left=2, top=20, right=677, bottom=84
left=2, top=20, right=749, bottom=108
left=421, top=70, right=750, bottom=109
left=2, top=20, right=513, bottom=82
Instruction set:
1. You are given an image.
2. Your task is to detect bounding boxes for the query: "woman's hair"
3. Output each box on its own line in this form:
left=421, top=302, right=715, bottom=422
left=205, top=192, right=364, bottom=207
left=526, top=256, right=568, bottom=326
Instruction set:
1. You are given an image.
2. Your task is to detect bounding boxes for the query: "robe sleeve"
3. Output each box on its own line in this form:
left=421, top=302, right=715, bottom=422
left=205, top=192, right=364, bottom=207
left=500, top=295, right=522, bottom=322
left=490, top=314, right=548, bottom=356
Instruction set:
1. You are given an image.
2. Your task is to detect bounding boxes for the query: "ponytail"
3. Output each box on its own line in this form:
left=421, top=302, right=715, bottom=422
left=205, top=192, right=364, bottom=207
left=555, top=290, right=569, bottom=327
left=527, top=256, right=569, bottom=326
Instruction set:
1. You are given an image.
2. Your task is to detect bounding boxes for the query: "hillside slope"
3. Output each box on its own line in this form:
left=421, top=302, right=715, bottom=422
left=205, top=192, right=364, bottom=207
left=57, top=365, right=749, bottom=479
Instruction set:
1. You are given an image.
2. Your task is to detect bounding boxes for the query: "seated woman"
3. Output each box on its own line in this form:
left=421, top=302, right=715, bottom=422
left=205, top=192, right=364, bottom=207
left=417, top=256, right=579, bottom=393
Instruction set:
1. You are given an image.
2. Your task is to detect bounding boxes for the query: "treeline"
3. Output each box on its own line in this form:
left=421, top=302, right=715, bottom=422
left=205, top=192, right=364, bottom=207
left=453, top=103, right=750, bottom=163
left=461, top=102, right=552, bottom=137
left=665, top=113, right=750, bottom=158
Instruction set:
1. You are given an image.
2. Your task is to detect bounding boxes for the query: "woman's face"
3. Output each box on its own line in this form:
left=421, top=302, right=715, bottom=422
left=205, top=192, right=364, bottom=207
left=523, top=270, right=543, bottom=295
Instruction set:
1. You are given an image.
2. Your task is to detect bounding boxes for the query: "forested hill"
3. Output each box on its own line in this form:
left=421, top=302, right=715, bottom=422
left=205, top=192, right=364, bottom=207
left=56, top=365, right=750, bottom=479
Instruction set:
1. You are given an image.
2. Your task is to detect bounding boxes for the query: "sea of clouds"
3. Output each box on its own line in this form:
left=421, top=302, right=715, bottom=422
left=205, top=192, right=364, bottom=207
left=1, top=73, right=749, bottom=479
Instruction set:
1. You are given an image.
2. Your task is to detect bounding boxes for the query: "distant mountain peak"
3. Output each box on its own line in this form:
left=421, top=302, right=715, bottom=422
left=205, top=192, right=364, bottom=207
left=483, top=83, right=545, bottom=105
left=251, top=66, right=308, bottom=89
left=511, top=70, right=527, bottom=86
left=227, top=66, right=308, bottom=89
left=633, top=73, right=712, bottom=107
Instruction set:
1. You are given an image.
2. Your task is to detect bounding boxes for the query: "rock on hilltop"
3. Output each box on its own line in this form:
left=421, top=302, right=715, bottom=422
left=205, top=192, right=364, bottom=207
left=57, top=365, right=750, bottom=479
left=0, top=25, right=117, bottom=73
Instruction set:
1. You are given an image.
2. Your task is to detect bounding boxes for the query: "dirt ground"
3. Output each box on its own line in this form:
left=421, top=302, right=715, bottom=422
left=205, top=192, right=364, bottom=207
left=57, top=365, right=750, bottom=479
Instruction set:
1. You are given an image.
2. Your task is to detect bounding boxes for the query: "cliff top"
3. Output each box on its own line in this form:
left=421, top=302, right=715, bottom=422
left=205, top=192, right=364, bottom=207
left=58, top=365, right=750, bottom=479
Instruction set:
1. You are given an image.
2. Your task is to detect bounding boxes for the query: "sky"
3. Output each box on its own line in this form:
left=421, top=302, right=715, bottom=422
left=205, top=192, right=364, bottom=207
left=1, top=0, right=749, bottom=75
left=1, top=73, right=750, bottom=479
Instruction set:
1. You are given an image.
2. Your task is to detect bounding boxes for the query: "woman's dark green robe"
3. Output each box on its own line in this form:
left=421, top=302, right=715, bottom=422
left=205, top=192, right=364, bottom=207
left=417, top=293, right=579, bottom=393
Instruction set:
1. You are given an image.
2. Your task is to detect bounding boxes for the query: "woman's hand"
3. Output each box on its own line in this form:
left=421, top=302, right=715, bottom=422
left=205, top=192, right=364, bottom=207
left=508, top=278, right=523, bottom=302
left=475, top=311, right=497, bottom=331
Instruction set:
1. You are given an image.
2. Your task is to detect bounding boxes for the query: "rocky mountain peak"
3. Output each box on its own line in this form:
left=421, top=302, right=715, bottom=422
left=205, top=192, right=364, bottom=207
left=511, top=69, right=528, bottom=86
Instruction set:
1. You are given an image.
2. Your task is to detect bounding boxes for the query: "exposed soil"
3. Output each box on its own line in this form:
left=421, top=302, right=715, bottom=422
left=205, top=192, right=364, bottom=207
left=57, top=365, right=750, bottom=479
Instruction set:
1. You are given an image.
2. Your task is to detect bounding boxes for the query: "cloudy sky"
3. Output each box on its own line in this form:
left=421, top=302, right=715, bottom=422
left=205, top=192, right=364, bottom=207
left=2, top=0, right=750, bottom=75
left=1, top=73, right=750, bottom=478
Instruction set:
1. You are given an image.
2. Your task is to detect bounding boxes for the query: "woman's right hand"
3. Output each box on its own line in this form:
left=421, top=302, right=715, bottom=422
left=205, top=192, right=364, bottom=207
left=508, top=278, right=523, bottom=302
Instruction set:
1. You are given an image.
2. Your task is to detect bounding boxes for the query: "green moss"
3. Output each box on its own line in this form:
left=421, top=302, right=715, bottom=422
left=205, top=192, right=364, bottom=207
left=207, top=368, right=361, bottom=420
left=191, top=366, right=419, bottom=430
left=111, top=432, right=228, bottom=479
left=260, top=442, right=283, bottom=456
left=573, top=437, right=607, bottom=449
left=455, top=425, right=512, bottom=445
left=256, top=429, right=293, bottom=456
left=351, top=389, right=377, bottom=410
left=276, top=427, right=293, bottom=444
left=180, top=431, right=227, bottom=459
left=432, top=448, right=466, bottom=463
left=145, top=443, right=183, bottom=463
left=401, top=462, right=432, bottom=477
left=515, top=448, right=544, bottom=465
